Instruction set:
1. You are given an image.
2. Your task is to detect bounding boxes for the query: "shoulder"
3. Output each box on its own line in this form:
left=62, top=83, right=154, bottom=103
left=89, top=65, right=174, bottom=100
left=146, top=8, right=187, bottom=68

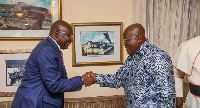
left=180, top=36, right=200, bottom=50
left=32, top=38, right=54, bottom=54
left=32, top=41, right=59, bottom=60
left=149, top=45, right=172, bottom=62
left=38, top=47, right=58, bottom=57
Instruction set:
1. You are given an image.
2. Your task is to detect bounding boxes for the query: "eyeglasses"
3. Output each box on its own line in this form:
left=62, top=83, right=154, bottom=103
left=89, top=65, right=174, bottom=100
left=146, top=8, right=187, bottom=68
left=57, top=30, right=73, bottom=39
left=123, top=34, right=138, bottom=43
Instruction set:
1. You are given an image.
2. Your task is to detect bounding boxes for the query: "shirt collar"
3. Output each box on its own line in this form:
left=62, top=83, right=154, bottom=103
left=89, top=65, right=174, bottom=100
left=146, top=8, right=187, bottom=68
left=48, top=36, right=60, bottom=49
left=127, top=40, right=152, bottom=60
left=136, top=40, right=151, bottom=56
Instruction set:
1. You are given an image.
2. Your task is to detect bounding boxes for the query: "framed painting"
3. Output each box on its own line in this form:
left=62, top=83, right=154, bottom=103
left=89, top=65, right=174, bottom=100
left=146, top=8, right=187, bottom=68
left=0, top=49, right=31, bottom=97
left=71, top=22, right=123, bottom=66
left=0, top=0, right=61, bottom=40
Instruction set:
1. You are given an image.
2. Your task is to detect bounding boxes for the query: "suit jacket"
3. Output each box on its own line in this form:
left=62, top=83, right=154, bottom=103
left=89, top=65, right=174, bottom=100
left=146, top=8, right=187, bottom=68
left=11, top=37, right=83, bottom=108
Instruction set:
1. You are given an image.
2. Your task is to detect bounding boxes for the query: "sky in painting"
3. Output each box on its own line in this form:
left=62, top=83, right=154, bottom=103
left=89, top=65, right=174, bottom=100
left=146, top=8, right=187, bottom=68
left=81, top=32, right=115, bottom=45
left=6, top=60, right=27, bottom=67
left=0, top=0, right=51, bottom=9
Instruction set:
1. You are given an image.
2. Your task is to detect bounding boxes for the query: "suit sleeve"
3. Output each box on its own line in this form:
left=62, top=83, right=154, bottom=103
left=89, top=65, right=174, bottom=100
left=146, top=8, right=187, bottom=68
left=37, top=47, right=83, bottom=93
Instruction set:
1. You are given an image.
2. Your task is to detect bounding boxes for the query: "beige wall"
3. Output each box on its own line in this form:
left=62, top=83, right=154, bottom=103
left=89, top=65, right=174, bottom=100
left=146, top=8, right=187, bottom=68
left=0, top=0, right=132, bottom=101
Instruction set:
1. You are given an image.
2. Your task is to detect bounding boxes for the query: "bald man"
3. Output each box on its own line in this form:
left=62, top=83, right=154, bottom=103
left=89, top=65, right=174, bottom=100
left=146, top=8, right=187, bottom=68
left=11, top=20, right=95, bottom=108
left=88, top=23, right=176, bottom=108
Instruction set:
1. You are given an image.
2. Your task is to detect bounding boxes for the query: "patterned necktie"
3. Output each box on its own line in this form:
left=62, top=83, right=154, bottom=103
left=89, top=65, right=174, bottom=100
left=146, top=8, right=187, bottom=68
left=60, top=50, right=63, bottom=61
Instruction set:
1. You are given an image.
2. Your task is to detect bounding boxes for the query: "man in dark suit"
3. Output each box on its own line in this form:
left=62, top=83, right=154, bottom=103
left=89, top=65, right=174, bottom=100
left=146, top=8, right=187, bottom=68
left=11, top=20, right=95, bottom=108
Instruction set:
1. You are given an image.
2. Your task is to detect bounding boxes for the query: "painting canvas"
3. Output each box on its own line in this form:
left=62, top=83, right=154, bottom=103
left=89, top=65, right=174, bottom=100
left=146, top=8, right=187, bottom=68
left=0, top=0, right=61, bottom=39
left=0, top=0, right=52, bottom=30
left=6, top=60, right=27, bottom=86
left=81, top=31, right=115, bottom=56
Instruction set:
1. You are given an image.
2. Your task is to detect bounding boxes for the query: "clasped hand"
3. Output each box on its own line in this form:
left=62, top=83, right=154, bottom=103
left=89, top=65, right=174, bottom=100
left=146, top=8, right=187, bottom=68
left=82, top=71, right=96, bottom=87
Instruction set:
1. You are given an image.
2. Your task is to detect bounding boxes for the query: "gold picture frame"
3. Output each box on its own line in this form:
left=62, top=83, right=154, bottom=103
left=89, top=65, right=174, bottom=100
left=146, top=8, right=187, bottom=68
left=0, top=0, right=62, bottom=40
left=71, top=22, right=123, bottom=66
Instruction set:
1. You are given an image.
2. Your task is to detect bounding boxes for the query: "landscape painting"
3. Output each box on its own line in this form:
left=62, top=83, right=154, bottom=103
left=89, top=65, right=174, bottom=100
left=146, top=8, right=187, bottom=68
left=0, top=0, right=52, bottom=30
left=6, top=60, right=27, bottom=86
left=81, top=31, right=115, bottom=56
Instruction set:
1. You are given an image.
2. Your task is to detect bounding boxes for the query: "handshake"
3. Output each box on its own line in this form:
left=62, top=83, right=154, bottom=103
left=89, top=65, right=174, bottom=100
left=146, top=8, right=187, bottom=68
left=81, top=71, right=96, bottom=87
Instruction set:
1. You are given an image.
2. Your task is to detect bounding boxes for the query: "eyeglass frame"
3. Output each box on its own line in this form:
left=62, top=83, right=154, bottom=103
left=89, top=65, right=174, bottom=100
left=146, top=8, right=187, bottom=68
left=57, top=30, right=73, bottom=39
left=123, top=34, right=139, bottom=43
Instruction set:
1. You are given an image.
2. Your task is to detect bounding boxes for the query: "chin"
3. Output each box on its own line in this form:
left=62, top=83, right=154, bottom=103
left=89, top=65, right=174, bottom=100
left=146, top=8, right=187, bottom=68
left=126, top=50, right=131, bottom=55
left=128, top=53, right=132, bottom=56
left=64, top=47, right=68, bottom=49
left=127, top=51, right=134, bottom=56
left=126, top=52, right=131, bottom=56
left=61, top=47, right=67, bottom=50
left=65, top=45, right=69, bottom=49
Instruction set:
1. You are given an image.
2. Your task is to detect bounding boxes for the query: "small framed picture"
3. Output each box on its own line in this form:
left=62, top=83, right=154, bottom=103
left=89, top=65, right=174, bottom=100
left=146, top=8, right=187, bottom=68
left=0, top=49, right=31, bottom=96
left=71, top=22, right=123, bottom=66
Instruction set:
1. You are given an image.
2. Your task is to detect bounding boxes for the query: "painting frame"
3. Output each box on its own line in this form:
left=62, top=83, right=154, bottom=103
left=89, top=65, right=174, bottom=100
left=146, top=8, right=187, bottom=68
left=0, top=0, right=62, bottom=40
left=0, top=49, right=32, bottom=97
left=72, top=22, right=123, bottom=66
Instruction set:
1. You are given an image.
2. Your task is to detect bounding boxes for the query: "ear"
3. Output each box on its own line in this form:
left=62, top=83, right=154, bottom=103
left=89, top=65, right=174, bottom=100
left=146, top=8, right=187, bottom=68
left=55, top=31, right=60, bottom=38
left=137, top=35, right=143, bottom=43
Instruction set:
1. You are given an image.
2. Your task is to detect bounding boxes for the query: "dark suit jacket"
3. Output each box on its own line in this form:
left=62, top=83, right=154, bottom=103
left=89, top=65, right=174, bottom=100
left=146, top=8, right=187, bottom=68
left=11, top=37, right=83, bottom=108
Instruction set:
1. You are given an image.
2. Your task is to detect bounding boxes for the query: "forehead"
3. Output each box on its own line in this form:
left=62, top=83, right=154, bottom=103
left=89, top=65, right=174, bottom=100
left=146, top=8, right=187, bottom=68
left=60, top=25, right=73, bottom=33
left=124, top=28, right=138, bottom=37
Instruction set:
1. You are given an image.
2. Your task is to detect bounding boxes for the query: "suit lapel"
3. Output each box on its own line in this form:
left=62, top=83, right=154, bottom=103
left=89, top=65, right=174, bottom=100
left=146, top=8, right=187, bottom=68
left=46, top=37, right=60, bottom=53
left=46, top=37, right=68, bottom=78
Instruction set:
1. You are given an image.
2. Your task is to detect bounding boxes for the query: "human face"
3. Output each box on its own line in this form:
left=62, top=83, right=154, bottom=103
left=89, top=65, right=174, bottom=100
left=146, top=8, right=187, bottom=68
left=57, top=28, right=73, bottom=50
left=123, top=30, right=141, bottom=56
